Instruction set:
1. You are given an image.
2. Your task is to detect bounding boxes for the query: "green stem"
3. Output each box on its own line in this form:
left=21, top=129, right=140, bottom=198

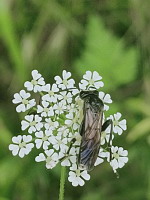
left=59, top=166, right=66, bottom=200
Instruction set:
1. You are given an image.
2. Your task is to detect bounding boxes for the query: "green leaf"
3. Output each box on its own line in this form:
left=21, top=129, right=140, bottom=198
left=74, top=15, right=138, bottom=91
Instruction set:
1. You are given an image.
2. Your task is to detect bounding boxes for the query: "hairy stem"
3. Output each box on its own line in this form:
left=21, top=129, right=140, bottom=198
left=59, top=166, right=66, bottom=200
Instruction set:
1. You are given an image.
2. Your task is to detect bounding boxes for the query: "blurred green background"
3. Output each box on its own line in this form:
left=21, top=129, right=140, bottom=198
left=0, top=0, right=150, bottom=200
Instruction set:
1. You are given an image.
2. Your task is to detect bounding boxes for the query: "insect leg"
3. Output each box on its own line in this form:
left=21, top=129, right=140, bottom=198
left=59, top=138, right=76, bottom=162
left=102, top=119, right=113, bottom=161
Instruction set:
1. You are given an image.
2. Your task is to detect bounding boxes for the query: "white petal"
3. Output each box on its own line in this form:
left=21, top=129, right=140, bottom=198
left=62, top=70, right=71, bottom=79
left=114, top=112, right=121, bottom=120
left=48, top=108, right=54, bottom=116
left=110, top=159, right=118, bottom=169
left=119, top=119, right=127, bottom=130
left=52, top=152, right=59, bottom=161
left=79, top=83, right=86, bottom=90
left=104, top=104, right=109, bottom=111
left=99, top=91, right=105, bottom=99
left=28, top=126, right=36, bottom=133
left=34, top=85, right=42, bottom=92
left=52, top=83, right=59, bottom=92
left=45, top=129, right=52, bottom=136
left=35, top=153, right=46, bottom=162
left=118, top=159, right=125, bottom=168
left=94, top=157, right=104, bottom=166
left=94, top=81, right=104, bottom=89
left=121, top=150, right=128, bottom=157
left=12, top=135, right=22, bottom=144
left=36, top=122, right=43, bottom=130
left=104, top=94, right=112, bottom=103
left=45, top=149, right=54, bottom=157
left=93, top=71, right=102, bottom=81
left=24, top=81, right=33, bottom=91
left=71, top=179, right=79, bottom=187
left=46, top=160, right=57, bottom=169
left=29, top=99, right=36, bottom=107
left=35, top=139, right=43, bottom=149
left=61, top=159, right=70, bottom=166
left=83, top=71, right=92, bottom=80
left=81, top=171, right=90, bottom=180
left=16, top=104, right=26, bottom=112
left=26, top=143, right=34, bottom=151
left=20, top=90, right=28, bottom=98
left=21, top=120, right=29, bottom=130
left=67, top=79, right=75, bottom=88
left=9, top=144, right=19, bottom=155
left=12, top=93, right=22, bottom=103
left=23, top=135, right=32, bottom=142
left=37, top=105, right=43, bottom=113
left=38, top=77, right=45, bottom=85
left=19, top=148, right=25, bottom=158
left=70, top=156, right=76, bottom=164
left=77, top=177, right=85, bottom=186
left=43, top=141, right=50, bottom=149
left=115, top=126, right=123, bottom=135
left=35, top=131, right=43, bottom=138
left=70, top=164, right=77, bottom=170
left=32, top=70, right=41, bottom=80
left=54, top=76, right=62, bottom=84
left=42, top=83, right=50, bottom=92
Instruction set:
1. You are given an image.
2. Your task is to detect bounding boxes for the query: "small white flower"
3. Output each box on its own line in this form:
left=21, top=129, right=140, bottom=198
left=108, top=112, right=127, bottom=135
left=42, top=83, right=59, bottom=103
left=66, top=103, right=76, bottom=113
left=58, top=91, right=72, bottom=105
left=35, top=130, right=52, bottom=149
left=54, top=70, right=75, bottom=89
left=12, top=90, right=36, bottom=113
left=59, top=147, right=77, bottom=167
left=57, top=126, right=71, bottom=138
left=68, top=164, right=90, bottom=186
left=44, top=118, right=59, bottom=130
left=109, top=146, right=128, bottom=170
left=24, top=70, right=45, bottom=92
left=35, top=149, right=58, bottom=169
left=53, top=102, right=66, bottom=115
left=79, top=71, right=104, bottom=90
left=49, top=135, right=68, bottom=151
left=65, top=113, right=80, bottom=130
left=57, top=127, right=73, bottom=142
left=37, top=101, right=54, bottom=117
left=9, top=135, right=34, bottom=158
left=21, top=115, right=43, bottom=134
left=94, top=149, right=109, bottom=166
left=99, top=91, right=112, bottom=111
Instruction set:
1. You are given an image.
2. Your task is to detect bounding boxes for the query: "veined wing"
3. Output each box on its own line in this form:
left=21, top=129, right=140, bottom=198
left=78, top=101, right=103, bottom=171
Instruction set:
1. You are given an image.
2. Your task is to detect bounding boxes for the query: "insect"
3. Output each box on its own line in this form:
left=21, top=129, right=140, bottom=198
left=59, top=88, right=113, bottom=171
left=78, top=90, right=112, bottom=171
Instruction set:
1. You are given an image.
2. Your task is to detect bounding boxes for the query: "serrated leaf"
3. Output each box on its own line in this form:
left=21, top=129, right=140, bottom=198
left=74, top=15, right=138, bottom=91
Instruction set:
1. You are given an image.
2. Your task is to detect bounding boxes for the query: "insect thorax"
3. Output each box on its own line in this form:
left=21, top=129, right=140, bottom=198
left=80, top=90, right=104, bottom=112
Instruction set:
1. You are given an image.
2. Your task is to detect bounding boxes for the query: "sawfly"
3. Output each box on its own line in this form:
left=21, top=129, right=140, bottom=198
left=59, top=88, right=113, bottom=171
left=78, top=89, right=112, bottom=171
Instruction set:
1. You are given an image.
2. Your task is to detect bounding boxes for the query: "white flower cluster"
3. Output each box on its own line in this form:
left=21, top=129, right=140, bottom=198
left=9, top=70, right=128, bottom=186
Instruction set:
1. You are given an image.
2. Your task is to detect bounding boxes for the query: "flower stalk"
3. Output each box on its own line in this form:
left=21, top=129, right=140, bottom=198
left=59, top=166, right=66, bottom=200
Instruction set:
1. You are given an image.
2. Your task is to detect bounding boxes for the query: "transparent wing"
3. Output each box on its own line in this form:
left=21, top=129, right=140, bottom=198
left=79, top=102, right=103, bottom=171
